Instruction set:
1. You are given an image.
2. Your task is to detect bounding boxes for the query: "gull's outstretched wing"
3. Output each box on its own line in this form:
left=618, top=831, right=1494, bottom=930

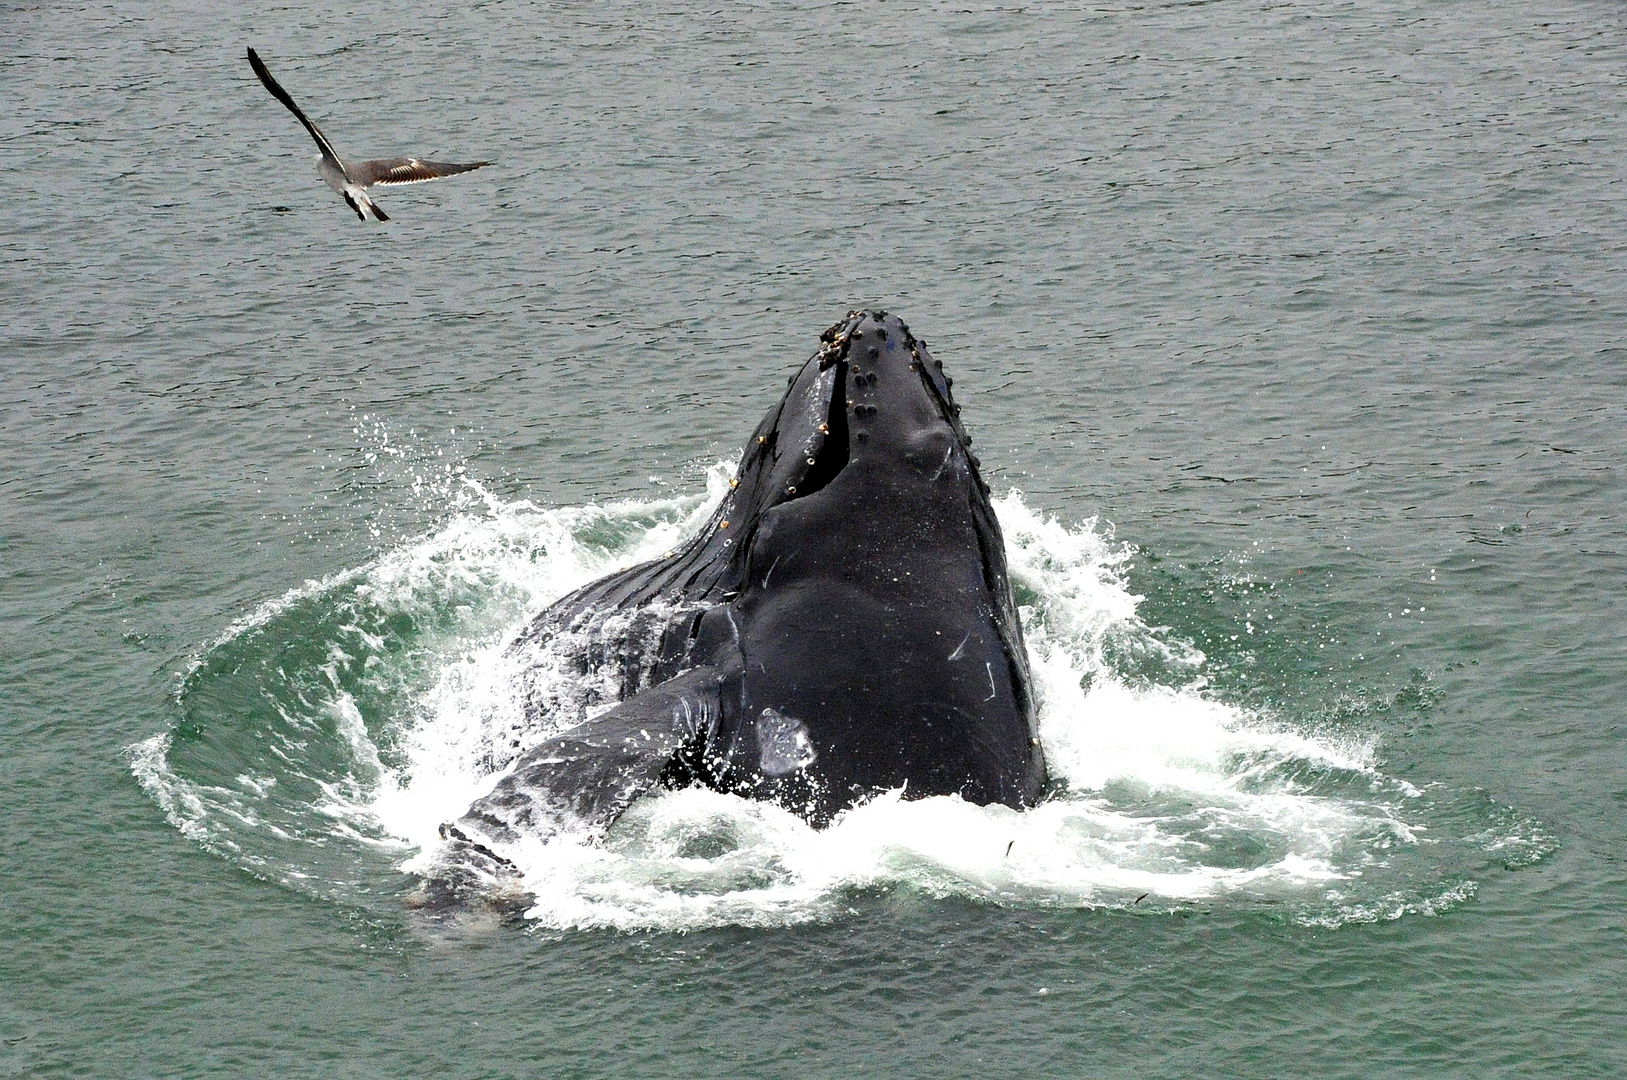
left=352, top=157, right=490, bottom=187
left=246, top=47, right=343, bottom=169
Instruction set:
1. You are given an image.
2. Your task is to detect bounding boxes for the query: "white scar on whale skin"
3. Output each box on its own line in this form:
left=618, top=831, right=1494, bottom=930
left=756, top=708, right=818, bottom=776
left=947, top=629, right=972, bottom=662
left=985, top=662, right=997, bottom=701
left=246, top=47, right=488, bottom=222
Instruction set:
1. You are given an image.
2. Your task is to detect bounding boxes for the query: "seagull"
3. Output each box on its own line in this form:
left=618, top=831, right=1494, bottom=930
left=246, top=47, right=489, bottom=222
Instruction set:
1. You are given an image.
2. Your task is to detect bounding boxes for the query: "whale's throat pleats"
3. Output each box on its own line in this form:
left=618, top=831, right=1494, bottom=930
left=785, top=361, right=849, bottom=502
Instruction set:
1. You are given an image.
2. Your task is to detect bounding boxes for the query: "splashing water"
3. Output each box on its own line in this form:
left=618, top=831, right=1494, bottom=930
left=132, top=463, right=1550, bottom=932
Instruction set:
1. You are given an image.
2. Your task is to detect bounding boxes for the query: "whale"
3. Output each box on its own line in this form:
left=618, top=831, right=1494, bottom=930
left=423, top=310, right=1047, bottom=904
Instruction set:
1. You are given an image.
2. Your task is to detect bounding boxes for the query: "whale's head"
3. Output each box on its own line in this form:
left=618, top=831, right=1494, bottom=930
left=726, top=309, right=988, bottom=531
left=698, top=309, right=1037, bottom=821
left=652, top=306, right=1020, bottom=667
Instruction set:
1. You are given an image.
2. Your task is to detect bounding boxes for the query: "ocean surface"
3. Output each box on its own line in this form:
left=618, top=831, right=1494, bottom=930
left=4, top=1, right=1624, bottom=1076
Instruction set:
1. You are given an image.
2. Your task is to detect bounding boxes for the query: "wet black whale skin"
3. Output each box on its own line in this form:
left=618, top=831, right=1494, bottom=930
left=437, top=310, right=1046, bottom=886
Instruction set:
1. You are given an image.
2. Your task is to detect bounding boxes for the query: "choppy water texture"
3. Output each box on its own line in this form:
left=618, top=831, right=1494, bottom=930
left=4, top=1, right=1625, bottom=1077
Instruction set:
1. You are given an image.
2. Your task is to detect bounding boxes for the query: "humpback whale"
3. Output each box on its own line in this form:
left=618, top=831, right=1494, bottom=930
left=426, top=310, right=1046, bottom=904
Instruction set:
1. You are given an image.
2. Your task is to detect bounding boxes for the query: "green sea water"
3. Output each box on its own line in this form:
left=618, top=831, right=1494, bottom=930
left=4, top=1, right=1624, bottom=1076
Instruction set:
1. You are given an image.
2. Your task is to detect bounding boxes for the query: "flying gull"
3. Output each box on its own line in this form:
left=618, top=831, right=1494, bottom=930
left=246, top=47, right=488, bottom=222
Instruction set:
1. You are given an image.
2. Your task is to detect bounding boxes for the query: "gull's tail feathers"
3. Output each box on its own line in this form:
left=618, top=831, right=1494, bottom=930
left=342, top=187, right=389, bottom=222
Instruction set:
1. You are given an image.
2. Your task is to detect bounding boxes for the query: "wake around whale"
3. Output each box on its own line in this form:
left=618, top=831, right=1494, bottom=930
left=421, top=310, right=1048, bottom=908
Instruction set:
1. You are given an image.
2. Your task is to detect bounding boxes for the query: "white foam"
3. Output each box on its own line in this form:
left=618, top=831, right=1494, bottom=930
left=138, top=460, right=1457, bottom=929
left=375, top=470, right=734, bottom=856
left=371, top=483, right=1416, bottom=930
